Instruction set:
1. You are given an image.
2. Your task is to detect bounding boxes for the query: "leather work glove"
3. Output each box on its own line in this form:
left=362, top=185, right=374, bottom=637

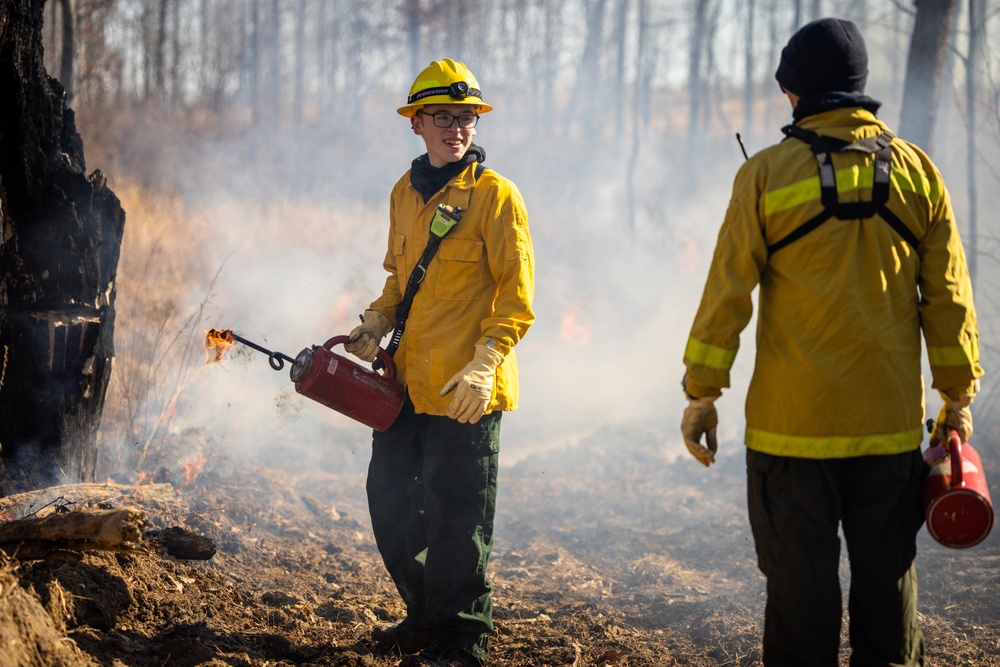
left=440, top=344, right=505, bottom=424
left=930, top=389, right=975, bottom=447
left=344, top=309, right=392, bottom=362
left=682, top=395, right=719, bottom=467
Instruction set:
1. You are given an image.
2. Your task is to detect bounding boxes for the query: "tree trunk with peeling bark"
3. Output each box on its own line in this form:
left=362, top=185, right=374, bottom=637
left=0, top=0, right=125, bottom=493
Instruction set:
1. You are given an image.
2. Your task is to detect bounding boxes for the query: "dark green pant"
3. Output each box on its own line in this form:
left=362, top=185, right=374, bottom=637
left=367, top=396, right=500, bottom=663
left=746, top=448, right=926, bottom=667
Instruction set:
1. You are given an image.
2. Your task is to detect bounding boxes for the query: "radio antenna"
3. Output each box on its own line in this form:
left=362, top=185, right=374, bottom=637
left=736, top=133, right=750, bottom=161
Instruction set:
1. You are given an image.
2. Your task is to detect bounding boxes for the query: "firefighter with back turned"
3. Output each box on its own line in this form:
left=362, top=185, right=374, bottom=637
left=345, top=58, right=534, bottom=667
left=680, top=18, right=982, bottom=667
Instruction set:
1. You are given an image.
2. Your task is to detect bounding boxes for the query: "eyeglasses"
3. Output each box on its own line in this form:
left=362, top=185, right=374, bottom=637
left=417, top=111, right=480, bottom=129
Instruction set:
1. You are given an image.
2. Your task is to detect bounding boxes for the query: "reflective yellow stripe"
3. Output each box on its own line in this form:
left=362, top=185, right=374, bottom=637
left=764, top=166, right=939, bottom=216
left=765, top=176, right=821, bottom=215
left=685, top=338, right=737, bottom=371
left=928, top=338, right=980, bottom=367
left=893, top=166, right=937, bottom=201
left=745, top=426, right=924, bottom=458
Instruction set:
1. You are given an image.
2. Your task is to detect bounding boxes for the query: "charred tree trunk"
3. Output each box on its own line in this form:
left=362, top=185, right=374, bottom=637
left=0, top=0, right=125, bottom=493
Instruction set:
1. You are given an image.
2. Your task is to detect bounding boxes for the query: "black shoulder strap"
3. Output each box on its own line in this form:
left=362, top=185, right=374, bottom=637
left=768, top=126, right=917, bottom=256
left=374, top=164, right=486, bottom=370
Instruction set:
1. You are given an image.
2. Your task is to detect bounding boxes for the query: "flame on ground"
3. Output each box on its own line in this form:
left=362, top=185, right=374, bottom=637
left=180, top=454, right=207, bottom=490
left=204, top=328, right=236, bottom=363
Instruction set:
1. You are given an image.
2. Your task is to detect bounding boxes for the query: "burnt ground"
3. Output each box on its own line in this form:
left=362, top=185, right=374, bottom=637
left=1, top=423, right=999, bottom=667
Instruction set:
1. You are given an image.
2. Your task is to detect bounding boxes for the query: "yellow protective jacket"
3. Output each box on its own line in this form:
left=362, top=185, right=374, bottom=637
left=371, top=162, right=535, bottom=416
left=684, top=107, right=982, bottom=458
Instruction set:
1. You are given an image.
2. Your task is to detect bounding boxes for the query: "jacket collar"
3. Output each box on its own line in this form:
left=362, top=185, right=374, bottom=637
left=409, top=144, right=486, bottom=203
left=792, top=91, right=881, bottom=122
left=792, top=105, right=891, bottom=142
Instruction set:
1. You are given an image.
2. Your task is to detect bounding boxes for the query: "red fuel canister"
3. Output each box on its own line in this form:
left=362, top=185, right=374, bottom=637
left=289, top=335, right=404, bottom=432
left=923, top=430, right=994, bottom=549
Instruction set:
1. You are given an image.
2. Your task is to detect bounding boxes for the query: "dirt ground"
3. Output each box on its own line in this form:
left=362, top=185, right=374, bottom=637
left=1, top=424, right=999, bottom=667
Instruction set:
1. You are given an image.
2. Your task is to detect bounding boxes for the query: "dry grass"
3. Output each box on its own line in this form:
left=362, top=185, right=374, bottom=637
left=97, top=185, right=218, bottom=478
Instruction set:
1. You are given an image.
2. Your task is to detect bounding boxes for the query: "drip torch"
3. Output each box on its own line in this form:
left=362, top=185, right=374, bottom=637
left=204, top=329, right=404, bottom=431
left=922, top=420, right=994, bottom=549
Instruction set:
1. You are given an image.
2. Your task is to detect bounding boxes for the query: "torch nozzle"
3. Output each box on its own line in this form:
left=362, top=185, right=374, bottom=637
left=204, top=328, right=296, bottom=371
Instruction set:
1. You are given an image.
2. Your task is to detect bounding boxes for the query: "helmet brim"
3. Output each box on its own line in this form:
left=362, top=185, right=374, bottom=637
left=397, top=100, right=494, bottom=118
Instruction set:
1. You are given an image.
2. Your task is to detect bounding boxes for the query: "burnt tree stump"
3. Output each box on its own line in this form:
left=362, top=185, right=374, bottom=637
left=0, top=0, right=125, bottom=492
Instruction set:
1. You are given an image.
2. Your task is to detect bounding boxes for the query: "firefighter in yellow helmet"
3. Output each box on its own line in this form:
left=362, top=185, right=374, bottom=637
left=346, top=58, right=534, bottom=667
left=680, top=18, right=982, bottom=667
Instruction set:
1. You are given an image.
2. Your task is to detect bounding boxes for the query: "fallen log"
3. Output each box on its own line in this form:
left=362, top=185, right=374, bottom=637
left=0, top=507, right=150, bottom=560
left=0, top=481, right=177, bottom=519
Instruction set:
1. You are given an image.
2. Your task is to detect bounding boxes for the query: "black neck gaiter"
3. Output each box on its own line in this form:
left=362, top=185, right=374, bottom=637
left=409, top=144, right=486, bottom=203
left=792, top=91, right=882, bottom=123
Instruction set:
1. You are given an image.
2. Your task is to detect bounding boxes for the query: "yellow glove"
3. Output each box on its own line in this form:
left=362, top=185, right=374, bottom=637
left=930, top=389, right=975, bottom=446
left=344, top=309, right=392, bottom=362
left=440, top=344, right=504, bottom=424
left=682, top=395, right=719, bottom=467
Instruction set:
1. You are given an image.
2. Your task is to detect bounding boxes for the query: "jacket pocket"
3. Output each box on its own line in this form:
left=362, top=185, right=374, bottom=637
left=435, top=238, right=484, bottom=301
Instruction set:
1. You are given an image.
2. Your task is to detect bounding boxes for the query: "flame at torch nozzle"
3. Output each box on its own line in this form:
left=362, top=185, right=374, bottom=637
left=203, top=328, right=297, bottom=371
left=204, top=328, right=236, bottom=363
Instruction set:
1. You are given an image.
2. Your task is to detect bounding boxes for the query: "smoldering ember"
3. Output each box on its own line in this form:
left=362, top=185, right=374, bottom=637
left=2, top=1, right=1000, bottom=666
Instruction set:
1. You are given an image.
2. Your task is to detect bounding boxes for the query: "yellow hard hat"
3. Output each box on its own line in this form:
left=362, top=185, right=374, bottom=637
left=397, top=58, right=493, bottom=118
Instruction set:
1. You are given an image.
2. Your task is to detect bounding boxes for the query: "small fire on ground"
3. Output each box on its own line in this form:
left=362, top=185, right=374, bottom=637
left=204, top=328, right=235, bottom=363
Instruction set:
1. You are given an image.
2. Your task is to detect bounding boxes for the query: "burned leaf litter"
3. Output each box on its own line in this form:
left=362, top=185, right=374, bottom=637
left=0, top=425, right=999, bottom=666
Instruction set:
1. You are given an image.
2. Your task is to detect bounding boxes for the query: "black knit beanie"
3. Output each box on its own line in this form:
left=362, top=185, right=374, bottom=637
left=775, top=18, right=868, bottom=98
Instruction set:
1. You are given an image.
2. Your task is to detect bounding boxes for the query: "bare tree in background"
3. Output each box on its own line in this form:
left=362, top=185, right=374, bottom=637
left=293, top=0, right=306, bottom=127
left=169, top=0, right=182, bottom=105
left=688, top=0, right=711, bottom=135
left=447, top=0, right=471, bottom=63
left=743, top=0, right=756, bottom=142
left=316, top=0, right=331, bottom=115
left=763, top=0, right=785, bottom=131
left=538, top=0, right=559, bottom=124
left=626, top=0, right=655, bottom=234
left=249, top=0, right=261, bottom=127
left=404, top=0, right=420, bottom=79
left=613, top=0, right=631, bottom=131
left=153, top=0, right=168, bottom=100
left=565, top=0, right=610, bottom=139
left=200, top=0, right=209, bottom=97
left=965, top=0, right=984, bottom=285
left=898, top=0, right=959, bottom=151
left=268, top=0, right=281, bottom=121
left=810, top=0, right=821, bottom=21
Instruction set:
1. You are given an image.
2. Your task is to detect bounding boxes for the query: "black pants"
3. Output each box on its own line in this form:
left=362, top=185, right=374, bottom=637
left=367, top=396, right=500, bottom=663
left=746, top=448, right=926, bottom=667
